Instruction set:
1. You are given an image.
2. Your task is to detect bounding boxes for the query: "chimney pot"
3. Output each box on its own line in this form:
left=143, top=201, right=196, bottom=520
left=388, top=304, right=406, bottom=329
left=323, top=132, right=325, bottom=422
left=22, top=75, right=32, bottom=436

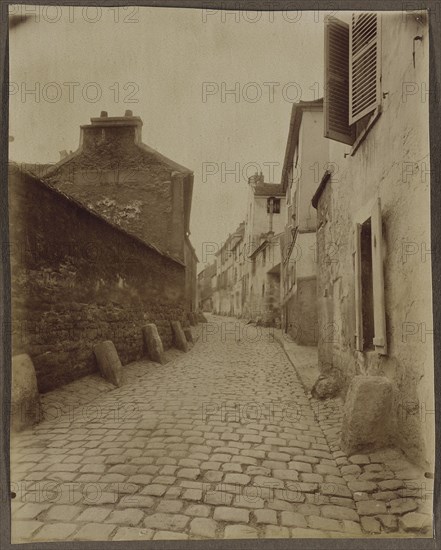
left=100, top=111, right=108, bottom=117
left=125, top=110, right=133, bottom=117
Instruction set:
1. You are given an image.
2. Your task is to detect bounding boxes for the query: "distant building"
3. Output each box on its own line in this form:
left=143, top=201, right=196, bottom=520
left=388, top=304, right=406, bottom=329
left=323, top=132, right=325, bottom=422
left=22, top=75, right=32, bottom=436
left=213, top=173, right=286, bottom=325
left=279, top=99, right=329, bottom=344
left=247, top=232, right=283, bottom=327
left=212, top=223, right=245, bottom=316
left=197, top=261, right=217, bottom=312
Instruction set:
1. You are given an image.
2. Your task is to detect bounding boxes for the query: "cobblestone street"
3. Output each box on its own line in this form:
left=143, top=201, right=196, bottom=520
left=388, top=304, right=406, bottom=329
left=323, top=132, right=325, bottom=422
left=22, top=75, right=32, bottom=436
left=10, top=316, right=432, bottom=542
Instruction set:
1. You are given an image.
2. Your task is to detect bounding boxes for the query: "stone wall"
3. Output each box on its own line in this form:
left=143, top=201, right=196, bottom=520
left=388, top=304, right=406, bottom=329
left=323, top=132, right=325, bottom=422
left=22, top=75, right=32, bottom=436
left=8, top=167, right=187, bottom=392
left=316, top=180, right=335, bottom=371
left=284, top=277, right=317, bottom=345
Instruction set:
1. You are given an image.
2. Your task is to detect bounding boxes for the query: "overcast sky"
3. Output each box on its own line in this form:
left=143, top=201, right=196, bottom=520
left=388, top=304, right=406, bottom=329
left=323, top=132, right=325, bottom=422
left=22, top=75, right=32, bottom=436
left=9, top=6, right=324, bottom=268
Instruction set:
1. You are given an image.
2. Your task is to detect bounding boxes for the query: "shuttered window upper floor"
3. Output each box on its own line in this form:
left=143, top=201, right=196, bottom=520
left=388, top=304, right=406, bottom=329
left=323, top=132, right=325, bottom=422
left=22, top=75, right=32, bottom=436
left=324, top=13, right=381, bottom=147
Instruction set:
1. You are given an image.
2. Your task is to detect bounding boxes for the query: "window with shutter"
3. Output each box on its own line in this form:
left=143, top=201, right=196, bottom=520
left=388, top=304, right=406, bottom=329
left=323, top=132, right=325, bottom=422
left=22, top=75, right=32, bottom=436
left=353, top=223, right=363, bottom=351
left=371, top=197, right=387, bottom=355
left=324, top=16, right=355, bottom=145
left=350, top=13, right=381, bottom=124
left=353, top=198, right=387, bottom=355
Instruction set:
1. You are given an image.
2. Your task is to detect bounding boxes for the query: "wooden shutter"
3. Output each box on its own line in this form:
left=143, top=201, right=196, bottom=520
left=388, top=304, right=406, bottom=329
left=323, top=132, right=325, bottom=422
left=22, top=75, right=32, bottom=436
left=324, top=16, right=355, bottom=145
left=353, top=223, right=363, bottom=351
left=287, top=204, right=293, bottom=227
left=371, top=197, right=387, bottom=355
left=350, top=13, right=381, bottom=124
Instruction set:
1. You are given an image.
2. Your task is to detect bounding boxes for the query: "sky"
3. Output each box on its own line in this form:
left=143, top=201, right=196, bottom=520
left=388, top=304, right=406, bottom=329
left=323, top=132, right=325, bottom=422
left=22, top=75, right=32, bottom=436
left=9, top=6, right=324, bottom=269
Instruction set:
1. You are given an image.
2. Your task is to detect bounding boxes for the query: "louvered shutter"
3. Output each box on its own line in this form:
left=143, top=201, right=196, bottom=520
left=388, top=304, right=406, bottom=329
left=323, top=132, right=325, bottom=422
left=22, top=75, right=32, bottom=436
left=324, top=17, right=355, bottom=145
left=350, top=13, right=381, bottom=124
left=371, top=197, right=387, bottom=355
left=287, top=204, right=293, bottom=227
left=353, top=223, right=363, bottom=351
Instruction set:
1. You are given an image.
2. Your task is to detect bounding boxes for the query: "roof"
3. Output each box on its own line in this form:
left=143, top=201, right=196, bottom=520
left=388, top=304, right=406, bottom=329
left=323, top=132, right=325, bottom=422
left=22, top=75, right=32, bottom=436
left=253, top=183, right=285, bottom=197
left=249, top=231, right=283, bottom=258
left=17, top=163, right=55, bottom=179
left=281, top=99, right=324, bottom=192
left=10, top=163, right=186, bottom=266
left=311, top=170, right=332, bottom=209
left=217, top=221, right=245, bottom=255
left=198, top=262, right=217, bottom=278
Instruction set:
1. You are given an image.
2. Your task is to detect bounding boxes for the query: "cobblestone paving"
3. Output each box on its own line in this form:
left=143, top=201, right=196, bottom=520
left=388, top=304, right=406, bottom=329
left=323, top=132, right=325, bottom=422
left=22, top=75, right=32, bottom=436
left=10, top=316, right=433, bottom=541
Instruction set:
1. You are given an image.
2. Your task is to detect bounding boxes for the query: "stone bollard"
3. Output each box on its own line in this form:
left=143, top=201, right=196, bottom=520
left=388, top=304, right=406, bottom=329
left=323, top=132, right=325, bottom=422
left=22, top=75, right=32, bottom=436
left=183, top=326, right=194, bottom=344
left=198, top=312, right=208, bottom=323
left=11, top=354, right=41, bottom=432
left=171, top=321, right=188, bottom=352
left=142, top=323, right=166, bottom=364
left=340, top=375, right=393, bottom=455
left=93, top=341, right=124, bottom=387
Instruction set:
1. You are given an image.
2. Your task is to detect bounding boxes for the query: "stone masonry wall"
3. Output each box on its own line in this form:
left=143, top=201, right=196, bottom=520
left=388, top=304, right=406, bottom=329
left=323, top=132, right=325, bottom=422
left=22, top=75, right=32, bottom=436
left=285, top=277, right=318, bottom=345
left=8, top=167, right=187, bottom=393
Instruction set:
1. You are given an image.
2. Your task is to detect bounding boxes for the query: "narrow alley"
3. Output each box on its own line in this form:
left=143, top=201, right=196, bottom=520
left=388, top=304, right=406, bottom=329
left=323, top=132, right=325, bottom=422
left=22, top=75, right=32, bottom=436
left=10, top=316, right=432, bottom=542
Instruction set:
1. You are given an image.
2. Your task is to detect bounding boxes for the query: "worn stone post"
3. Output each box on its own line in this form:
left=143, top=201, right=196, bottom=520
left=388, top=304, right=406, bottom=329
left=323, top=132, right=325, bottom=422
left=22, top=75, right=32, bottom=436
left=340, top=375, right=392, bottom=455
left=11, top=354, right=41, bottom=432
left=171, top=321, right=188, bottom=352
left=142, top=323, right=166, bottom=364
left=93, top=341, right=124, bottom=387
left=198, top=312, right=208, bottom=323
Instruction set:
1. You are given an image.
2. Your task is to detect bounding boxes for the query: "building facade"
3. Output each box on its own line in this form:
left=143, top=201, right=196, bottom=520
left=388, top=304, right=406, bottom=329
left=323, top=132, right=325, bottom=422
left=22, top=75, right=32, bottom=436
left=197, top=261, right=217, bottom=312
left=212, top=223, right=245, bottom=316
left=209, top=174, right=285, bottom=325
left=312, top=12, right=433, bottom=469
left=241, top=174, right=286, bottom=324
left=280, top=100, right=329, bottom=345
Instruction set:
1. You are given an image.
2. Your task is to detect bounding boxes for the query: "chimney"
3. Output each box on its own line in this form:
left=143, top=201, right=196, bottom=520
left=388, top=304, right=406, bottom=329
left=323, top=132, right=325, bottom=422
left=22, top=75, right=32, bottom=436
left=79, top=111, right=143, bottom=150
left=248, top=171, right=265, bottom=186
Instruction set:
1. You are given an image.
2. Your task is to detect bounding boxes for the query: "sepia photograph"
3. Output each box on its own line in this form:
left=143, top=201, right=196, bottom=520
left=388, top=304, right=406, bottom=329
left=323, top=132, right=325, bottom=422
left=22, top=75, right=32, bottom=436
left=4, top=2, right=436, bottom=544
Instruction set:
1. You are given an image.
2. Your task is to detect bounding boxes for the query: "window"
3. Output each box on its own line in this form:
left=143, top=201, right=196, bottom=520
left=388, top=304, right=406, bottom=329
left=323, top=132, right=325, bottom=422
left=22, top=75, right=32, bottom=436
left=359, top=219, right=375, bottom=350
left=324, top=13, right=381, bottom=146
left=354, top=198, right=387, bottom=354
left=267, top=197, right=281, bottom=214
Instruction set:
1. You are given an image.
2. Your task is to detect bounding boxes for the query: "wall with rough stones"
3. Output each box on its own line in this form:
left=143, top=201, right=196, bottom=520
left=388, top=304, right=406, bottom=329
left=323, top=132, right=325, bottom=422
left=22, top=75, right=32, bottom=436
left=8, top=167, right=187, bottom=393
left=315, top=14, right=433, bottom=470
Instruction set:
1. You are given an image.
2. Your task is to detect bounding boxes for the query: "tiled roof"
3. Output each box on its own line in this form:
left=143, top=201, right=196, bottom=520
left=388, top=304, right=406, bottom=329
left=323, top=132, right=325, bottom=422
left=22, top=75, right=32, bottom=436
left=11, top=164, right=185, bottom=266
left=253, top=183, right=285, bottom=197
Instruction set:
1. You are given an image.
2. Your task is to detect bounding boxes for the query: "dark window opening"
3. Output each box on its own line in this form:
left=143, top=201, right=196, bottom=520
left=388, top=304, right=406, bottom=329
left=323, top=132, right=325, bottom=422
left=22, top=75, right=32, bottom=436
left=267, top=197, right=281, bottom=214
left=361, top=218, right=374, bottom=350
